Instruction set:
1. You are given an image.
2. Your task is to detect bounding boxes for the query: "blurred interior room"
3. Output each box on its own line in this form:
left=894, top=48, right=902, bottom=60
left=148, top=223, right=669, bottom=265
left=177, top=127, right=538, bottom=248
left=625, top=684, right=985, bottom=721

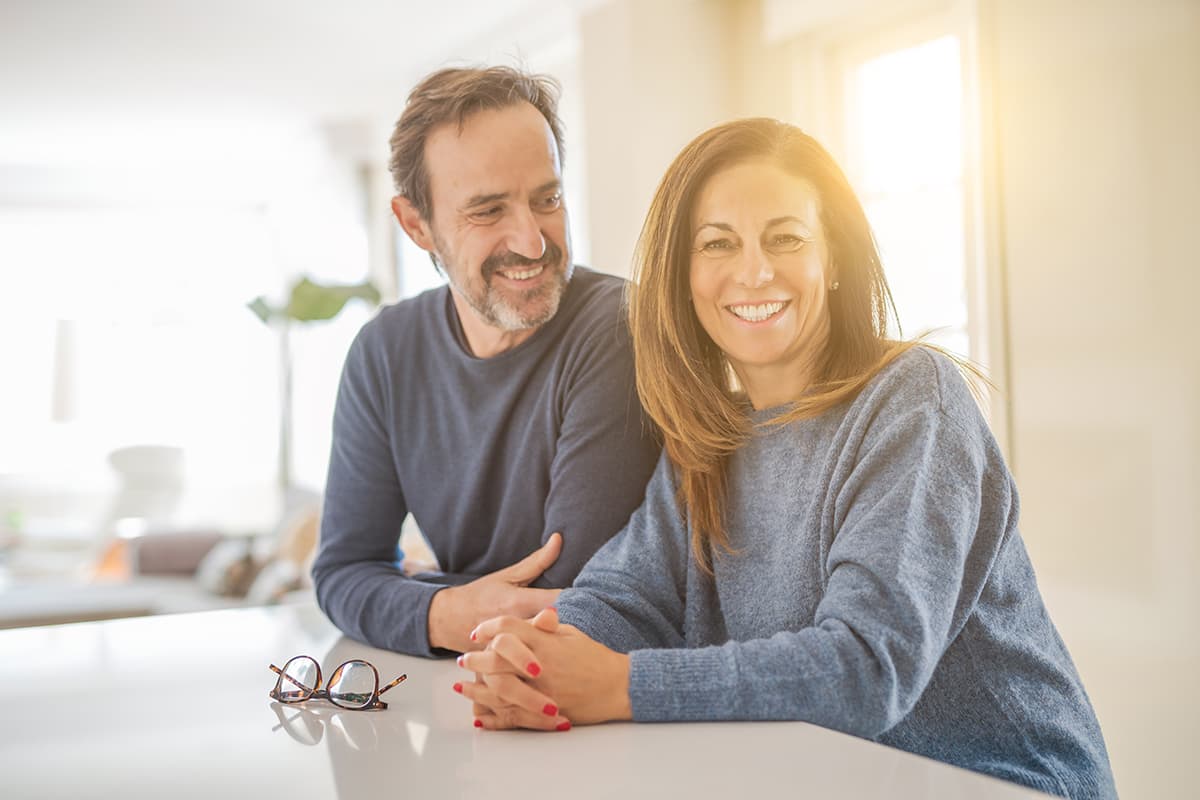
left=0, top=0, right=1196, bottom=796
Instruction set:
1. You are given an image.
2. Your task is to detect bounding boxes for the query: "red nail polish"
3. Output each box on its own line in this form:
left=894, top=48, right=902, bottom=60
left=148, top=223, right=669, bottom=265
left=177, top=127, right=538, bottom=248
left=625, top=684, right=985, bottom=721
left=542, top=703, right=557, bottom=716
left=556, top=720, right=571, bottom=732
left=527, top=662, right=541, bottom=677
left=453, top=682, right=463, bottom=694
left=474, top=719, right=483, bottom=728
left=456, top=655, right=464, bottom=667
left=470, top=631, right=477, bottom=642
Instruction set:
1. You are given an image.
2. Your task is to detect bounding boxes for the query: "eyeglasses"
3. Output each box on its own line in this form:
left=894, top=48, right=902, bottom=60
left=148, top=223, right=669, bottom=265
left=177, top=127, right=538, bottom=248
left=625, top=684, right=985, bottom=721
left=268, top=654, right=406, bottom=711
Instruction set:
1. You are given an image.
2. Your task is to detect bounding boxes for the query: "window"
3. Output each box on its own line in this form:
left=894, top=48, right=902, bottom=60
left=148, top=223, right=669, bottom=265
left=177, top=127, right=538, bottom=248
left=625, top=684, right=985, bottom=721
left=839, top=34, right=971, bottom=357
left=0, top=149, right=374, bottom=531
left=0, top=205, right=279, bottom=486
left=782, top=3, right=1005, bottom=435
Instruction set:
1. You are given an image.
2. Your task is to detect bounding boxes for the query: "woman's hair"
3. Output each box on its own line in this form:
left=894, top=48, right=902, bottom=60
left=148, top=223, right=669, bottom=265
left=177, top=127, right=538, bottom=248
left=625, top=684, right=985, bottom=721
left=629, top=117, right=926, bottom=571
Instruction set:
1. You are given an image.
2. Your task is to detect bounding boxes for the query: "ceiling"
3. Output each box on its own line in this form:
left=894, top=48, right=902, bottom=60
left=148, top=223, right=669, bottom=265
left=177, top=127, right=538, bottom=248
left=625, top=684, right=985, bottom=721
left=0, top=0, right=592, bottom=166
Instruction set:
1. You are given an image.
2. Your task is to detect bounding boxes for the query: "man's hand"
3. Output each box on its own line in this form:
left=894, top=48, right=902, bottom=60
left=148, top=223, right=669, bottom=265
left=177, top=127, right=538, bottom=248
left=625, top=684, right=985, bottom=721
left=427, top=533, right=564, bottom=653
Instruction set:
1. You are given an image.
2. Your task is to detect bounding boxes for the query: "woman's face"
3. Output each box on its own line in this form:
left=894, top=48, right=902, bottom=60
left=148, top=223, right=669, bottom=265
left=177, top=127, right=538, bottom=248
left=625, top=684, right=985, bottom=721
left=688, top=159, right=835, bottom=408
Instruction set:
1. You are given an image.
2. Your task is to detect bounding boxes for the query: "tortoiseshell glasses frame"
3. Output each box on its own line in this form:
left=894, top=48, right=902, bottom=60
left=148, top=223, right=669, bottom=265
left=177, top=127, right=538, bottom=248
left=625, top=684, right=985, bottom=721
left=269, top=654, right=407, bottom=711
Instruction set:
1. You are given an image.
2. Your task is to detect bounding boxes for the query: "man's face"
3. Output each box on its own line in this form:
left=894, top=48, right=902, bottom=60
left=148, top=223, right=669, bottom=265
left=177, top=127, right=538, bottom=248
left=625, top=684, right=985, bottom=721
left=413, top=102, right=572, bottom=333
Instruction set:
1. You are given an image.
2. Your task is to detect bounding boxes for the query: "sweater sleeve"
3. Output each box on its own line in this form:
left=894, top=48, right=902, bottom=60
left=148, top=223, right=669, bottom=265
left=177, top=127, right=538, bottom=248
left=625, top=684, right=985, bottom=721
left=626, top=385, right=1014, bottom=735
left=312, top=327, right=445, bottom=657
left=537, top=313, right=662, bottom=588
left=555, top=452, right=689, bottom=653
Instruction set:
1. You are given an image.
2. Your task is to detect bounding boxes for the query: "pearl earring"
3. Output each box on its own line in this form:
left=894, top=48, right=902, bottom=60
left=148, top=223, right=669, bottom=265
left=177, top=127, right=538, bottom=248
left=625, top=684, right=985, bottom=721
left=829, top=281, right=840, bottom=291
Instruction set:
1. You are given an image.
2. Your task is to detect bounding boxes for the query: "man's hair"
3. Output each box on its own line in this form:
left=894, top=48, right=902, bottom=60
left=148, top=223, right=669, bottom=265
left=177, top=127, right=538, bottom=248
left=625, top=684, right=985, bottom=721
left=388, top=65, right=565, bottom=221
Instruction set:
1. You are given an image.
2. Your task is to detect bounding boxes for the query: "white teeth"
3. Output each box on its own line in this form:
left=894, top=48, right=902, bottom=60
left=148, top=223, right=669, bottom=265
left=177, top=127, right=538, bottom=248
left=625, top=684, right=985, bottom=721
left=498, top=265, right=545, bottom=281
left=728, top=301, right=785, bottom=322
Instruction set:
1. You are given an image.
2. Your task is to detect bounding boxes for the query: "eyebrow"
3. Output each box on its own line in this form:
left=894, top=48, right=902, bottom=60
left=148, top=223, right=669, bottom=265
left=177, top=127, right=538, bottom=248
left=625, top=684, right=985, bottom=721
left=765, top=215, right=809, bottom=227
left=694, top=222, right=736, bottom=235
left=694, top=216, right=812, bottom=235
left=463, top=191, right=507, bottom=209
left=463, top=180, right=562, bottom=210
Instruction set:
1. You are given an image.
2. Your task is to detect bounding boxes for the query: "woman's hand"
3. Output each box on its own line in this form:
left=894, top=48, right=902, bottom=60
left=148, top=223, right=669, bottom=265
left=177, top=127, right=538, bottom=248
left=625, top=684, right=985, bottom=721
left=455, top=608, right=633, bottom=730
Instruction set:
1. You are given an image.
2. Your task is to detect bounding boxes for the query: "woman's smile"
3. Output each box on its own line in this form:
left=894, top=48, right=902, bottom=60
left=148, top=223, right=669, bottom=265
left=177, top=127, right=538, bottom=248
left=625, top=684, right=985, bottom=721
left=726, top=299, right=789, bottom=324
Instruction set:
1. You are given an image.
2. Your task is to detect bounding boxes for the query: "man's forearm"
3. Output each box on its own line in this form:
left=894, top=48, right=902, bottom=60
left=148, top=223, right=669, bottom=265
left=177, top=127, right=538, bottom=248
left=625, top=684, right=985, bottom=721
left=312, top=560, right=444, bottom=656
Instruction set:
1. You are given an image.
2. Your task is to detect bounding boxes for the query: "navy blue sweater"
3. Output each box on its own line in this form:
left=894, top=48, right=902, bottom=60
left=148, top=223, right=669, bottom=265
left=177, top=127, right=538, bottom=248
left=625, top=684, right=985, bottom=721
left=314, top=268, right=660, bottom=656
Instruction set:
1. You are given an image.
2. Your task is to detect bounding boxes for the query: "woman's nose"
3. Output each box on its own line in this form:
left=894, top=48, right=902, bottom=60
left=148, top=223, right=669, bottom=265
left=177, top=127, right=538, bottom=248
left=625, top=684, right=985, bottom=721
left=734, top=246, right=773, bottom=288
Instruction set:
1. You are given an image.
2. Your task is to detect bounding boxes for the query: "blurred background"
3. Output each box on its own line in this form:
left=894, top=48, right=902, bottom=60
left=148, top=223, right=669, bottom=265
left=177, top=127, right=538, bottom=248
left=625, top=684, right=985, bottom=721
left=0, top=0, right=1196, bottom=795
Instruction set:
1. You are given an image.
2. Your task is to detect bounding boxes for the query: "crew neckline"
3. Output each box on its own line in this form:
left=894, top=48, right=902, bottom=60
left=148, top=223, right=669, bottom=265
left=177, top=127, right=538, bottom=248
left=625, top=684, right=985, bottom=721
left=442, top=270, right=582, bottom=364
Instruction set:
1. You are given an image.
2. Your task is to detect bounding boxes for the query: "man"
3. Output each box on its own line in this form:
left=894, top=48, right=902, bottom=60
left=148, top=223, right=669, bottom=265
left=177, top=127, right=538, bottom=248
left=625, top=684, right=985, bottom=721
left=312, top=66, right=660, bottom=656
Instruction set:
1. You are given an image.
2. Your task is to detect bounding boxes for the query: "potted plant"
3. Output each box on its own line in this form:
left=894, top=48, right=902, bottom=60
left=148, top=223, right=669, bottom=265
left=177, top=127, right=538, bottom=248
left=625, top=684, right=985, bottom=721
left=248, top=278, right=380, bottom=491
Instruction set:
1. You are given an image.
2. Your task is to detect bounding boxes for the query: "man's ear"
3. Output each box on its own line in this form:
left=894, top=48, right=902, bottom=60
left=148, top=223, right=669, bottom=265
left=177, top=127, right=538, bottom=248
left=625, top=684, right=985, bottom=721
left=391, top=195, right=435, bottom=252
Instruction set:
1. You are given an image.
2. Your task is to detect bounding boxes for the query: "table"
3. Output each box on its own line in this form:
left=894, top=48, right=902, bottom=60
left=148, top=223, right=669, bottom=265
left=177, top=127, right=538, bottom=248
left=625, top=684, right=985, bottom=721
left=0, top=603, right=1049, bottom=799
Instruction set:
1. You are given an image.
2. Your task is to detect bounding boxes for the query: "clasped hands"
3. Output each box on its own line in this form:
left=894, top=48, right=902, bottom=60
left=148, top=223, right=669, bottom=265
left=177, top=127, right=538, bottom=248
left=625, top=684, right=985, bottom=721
left=453, top=606, right=633, bottom=731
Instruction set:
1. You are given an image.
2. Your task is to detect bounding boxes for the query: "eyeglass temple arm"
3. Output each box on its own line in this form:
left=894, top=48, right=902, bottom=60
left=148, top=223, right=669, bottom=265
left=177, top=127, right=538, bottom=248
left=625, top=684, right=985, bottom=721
left=379, top=674, right=408, bottom=695
left=269, top=664, right=313, bottom=693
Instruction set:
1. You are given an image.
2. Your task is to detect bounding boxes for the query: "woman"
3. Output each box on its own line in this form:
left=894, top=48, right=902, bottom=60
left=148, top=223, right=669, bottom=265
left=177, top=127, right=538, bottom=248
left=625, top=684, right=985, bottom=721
left=453, top=119, right=1116, bottom=799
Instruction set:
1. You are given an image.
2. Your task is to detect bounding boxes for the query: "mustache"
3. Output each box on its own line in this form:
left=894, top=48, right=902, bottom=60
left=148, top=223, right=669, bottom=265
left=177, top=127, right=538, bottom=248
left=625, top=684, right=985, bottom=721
left=482, top=239, right=564, bottom=277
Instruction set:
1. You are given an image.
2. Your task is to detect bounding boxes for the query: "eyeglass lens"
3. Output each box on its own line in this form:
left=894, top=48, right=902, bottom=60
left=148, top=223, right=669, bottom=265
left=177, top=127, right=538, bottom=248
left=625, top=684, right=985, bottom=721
left=280, top=656, right=319, bottom=701
left=328, top=660, right=377, bottom=709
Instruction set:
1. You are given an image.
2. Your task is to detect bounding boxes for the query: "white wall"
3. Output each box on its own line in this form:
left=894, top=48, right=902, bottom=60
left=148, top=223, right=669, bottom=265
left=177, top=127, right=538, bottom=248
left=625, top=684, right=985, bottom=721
left=578, top=0, right=738, bottom=277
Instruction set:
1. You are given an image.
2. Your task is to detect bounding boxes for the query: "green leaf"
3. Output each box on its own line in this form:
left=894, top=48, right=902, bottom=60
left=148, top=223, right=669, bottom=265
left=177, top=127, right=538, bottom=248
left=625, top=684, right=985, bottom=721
left=283, top=278, right=382, bottom=323
left=247, top=296, right=276, bottom=325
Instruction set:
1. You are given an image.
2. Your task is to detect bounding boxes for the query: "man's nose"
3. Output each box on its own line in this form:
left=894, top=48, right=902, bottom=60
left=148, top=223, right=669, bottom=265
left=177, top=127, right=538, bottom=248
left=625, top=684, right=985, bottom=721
left=734, top=245, right=774, bottom=288
left=507, top=206, right=547, bottom=260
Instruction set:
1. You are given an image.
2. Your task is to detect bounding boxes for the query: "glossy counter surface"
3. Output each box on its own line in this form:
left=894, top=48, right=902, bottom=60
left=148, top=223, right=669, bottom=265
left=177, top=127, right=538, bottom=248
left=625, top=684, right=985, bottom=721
left=0, top=603, right=1048, bottom=799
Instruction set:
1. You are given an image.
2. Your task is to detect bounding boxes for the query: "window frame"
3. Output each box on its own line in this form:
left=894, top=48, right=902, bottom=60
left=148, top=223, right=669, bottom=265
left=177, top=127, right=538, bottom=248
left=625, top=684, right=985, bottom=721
left=784, top=1, right=1011, bottom=452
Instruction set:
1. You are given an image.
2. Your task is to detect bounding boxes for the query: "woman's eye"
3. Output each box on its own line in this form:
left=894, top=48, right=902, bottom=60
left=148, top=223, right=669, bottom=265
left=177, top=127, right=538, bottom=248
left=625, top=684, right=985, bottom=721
left=769, top=234, right=804, bottom=250
left=699, top=238, right=735, bottom=252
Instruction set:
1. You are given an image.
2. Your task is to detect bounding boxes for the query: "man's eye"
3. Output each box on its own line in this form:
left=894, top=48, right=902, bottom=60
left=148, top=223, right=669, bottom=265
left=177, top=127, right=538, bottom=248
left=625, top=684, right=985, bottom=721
left=536, top=193, right=562, bottom=211
left=471, top=207, right=502, bottom=221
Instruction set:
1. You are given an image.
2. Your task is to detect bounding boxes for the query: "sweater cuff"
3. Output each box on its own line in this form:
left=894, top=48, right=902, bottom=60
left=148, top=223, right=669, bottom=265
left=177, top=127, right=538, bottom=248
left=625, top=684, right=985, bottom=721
left=629, top=647, right=736, bottom=722
left=554, top=596, right=587, bottom=631
left=394, top=580, right=450, bottom=658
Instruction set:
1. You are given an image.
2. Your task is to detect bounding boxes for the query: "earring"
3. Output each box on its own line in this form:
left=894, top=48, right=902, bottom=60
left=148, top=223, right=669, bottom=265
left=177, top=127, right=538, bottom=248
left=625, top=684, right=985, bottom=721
left=829, top=281, right=840, bottom=291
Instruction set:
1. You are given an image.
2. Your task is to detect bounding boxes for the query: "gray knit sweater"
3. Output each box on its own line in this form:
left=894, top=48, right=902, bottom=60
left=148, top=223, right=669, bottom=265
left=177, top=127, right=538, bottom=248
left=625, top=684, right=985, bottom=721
left=556, top=348, right=1115, bottom=799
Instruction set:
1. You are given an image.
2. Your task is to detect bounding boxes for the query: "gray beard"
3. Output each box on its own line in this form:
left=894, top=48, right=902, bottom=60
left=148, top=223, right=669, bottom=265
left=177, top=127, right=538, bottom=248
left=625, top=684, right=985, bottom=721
left=436, top=240, right=572, bottom=332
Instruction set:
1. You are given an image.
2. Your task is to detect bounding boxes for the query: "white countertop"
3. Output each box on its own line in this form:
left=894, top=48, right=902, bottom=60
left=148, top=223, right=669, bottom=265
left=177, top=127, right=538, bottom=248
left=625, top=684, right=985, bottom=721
left=0, top=603, right=1048, bottom=799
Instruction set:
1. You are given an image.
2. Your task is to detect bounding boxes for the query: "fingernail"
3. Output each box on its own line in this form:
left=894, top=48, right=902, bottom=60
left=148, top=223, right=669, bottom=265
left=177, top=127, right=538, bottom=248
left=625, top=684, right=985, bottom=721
left=453, top=682, right=463, bottom=694
left=474, top=719, right=483, bottom=728
left=542, top=703, right=557, bottom=716
left=470, top=630, right=477, bottom=642
left=556, top=720, right=571, bottom=732
left=456, top=655, right=465, bottom=667
left=527, top=662, right=541, bottom=677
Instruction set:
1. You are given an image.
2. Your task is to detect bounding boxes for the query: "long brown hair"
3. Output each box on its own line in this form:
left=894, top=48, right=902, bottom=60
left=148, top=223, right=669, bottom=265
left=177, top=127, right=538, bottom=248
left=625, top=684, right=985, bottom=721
left=629, top=118, right=928, bottom=571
